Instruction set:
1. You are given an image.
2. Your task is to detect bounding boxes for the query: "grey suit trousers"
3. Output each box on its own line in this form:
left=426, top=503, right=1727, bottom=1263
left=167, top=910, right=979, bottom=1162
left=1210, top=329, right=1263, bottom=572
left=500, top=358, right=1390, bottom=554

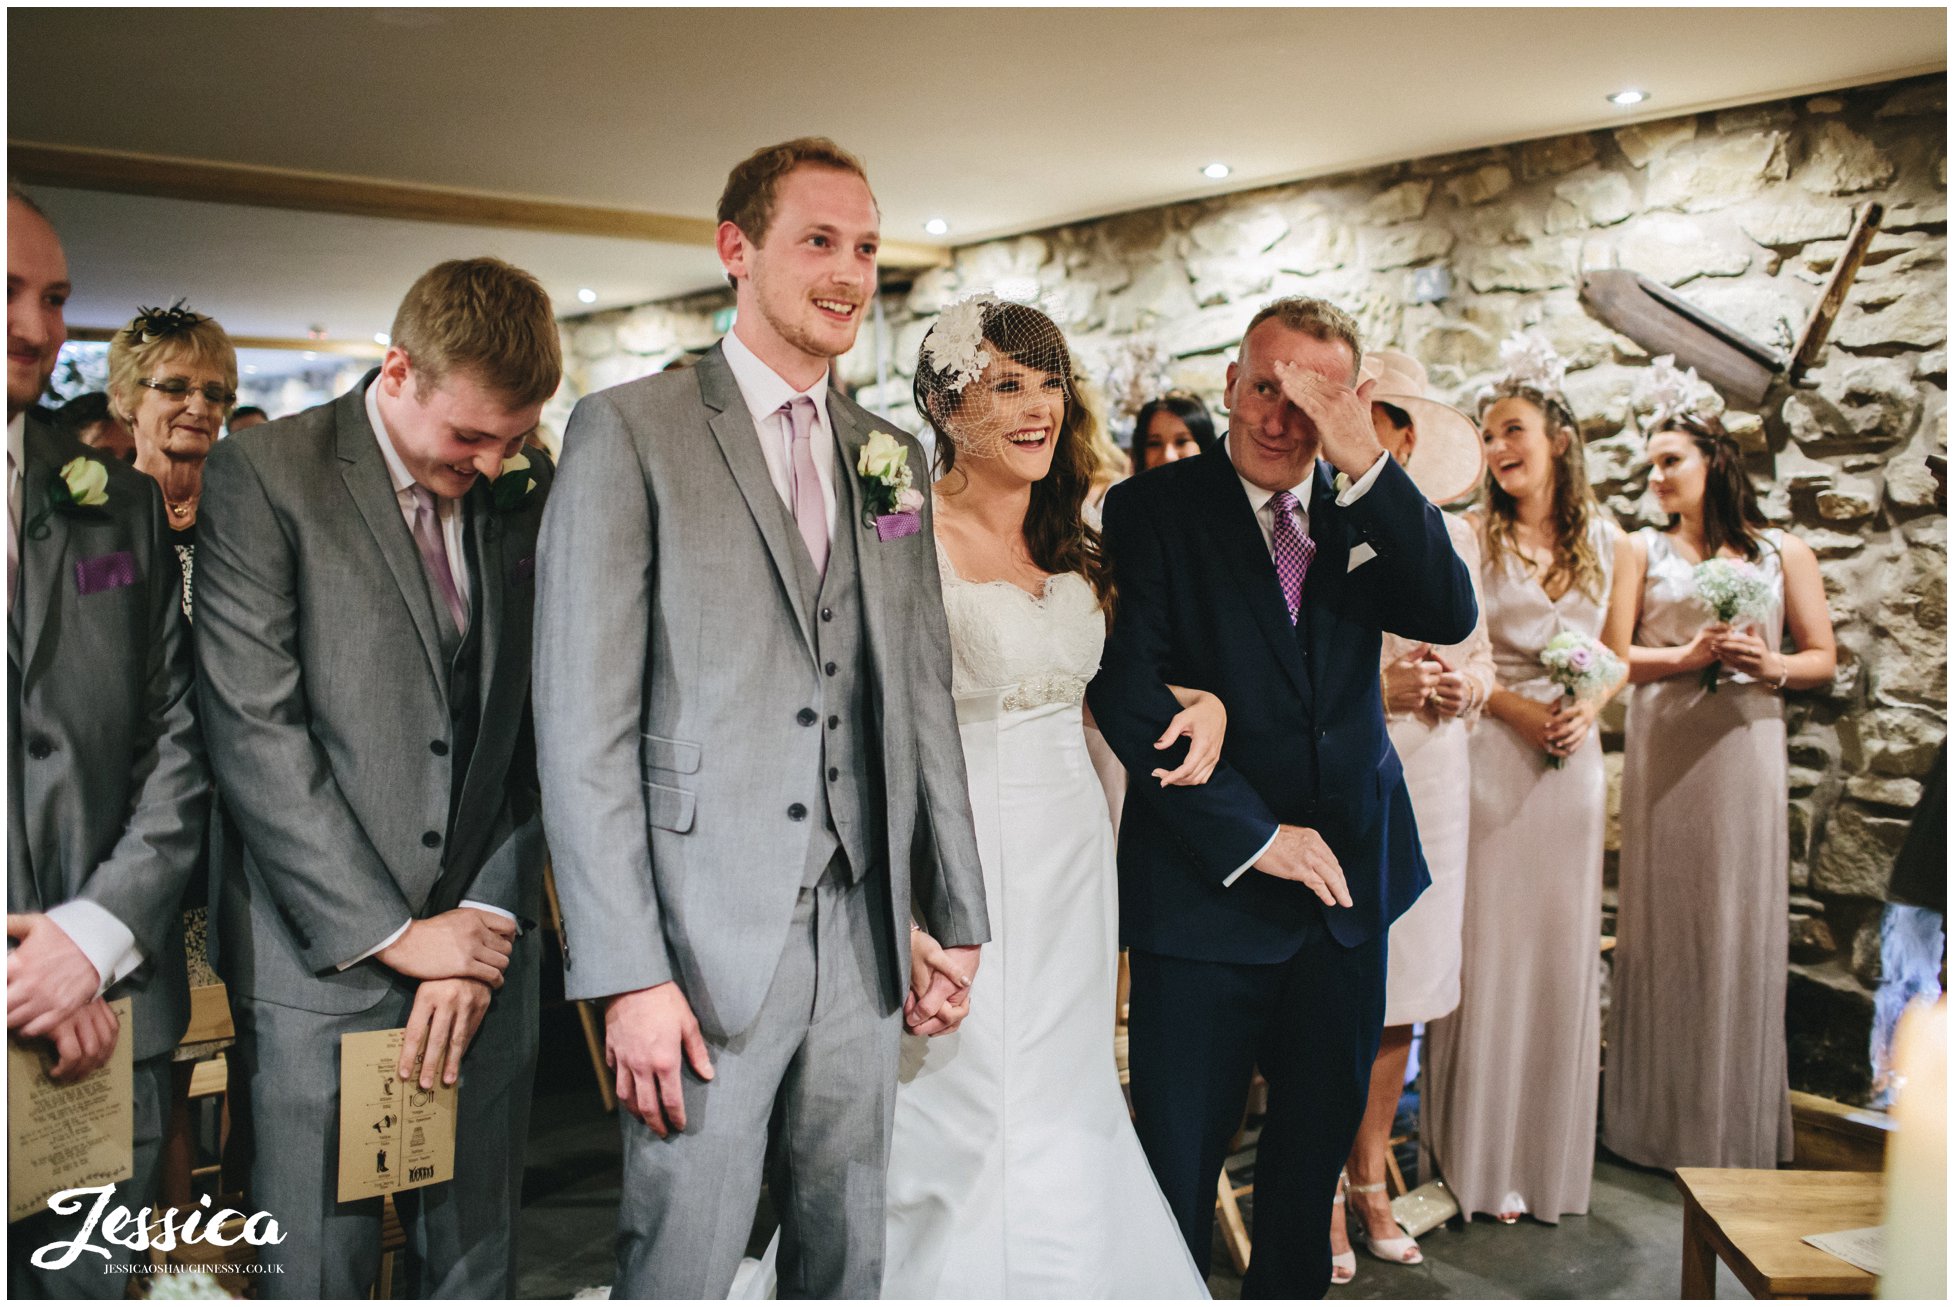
left=616, top=865, right=899, bottom=1299
left=233, top=931, right=541, bottom=1299
left=8, top=1055, right=170, bottom=1298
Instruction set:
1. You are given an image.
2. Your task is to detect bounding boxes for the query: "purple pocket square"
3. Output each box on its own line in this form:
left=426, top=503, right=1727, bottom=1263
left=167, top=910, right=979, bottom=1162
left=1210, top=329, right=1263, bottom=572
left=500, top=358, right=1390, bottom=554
left=512, top=553, right=536, bottom=583
left=75, top=551, right=136, bottom=596
left=874, top=511, right=921, bottom=542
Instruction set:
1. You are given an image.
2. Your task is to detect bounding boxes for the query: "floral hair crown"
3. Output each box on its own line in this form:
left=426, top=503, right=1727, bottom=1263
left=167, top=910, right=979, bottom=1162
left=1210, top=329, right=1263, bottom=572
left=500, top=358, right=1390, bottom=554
left=1475, top=330, right=1577, bottom=424
left=122, top=299, right=207, bottom=346
left=1633, top=354, right=1724, bottom=435
left=922, top=294, right=998, bottom=395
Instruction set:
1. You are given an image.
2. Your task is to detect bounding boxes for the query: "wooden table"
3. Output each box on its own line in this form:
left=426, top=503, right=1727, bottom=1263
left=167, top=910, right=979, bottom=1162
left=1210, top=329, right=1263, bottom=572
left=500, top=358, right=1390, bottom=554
left=1675, top=1168, right=1882, bottom=1299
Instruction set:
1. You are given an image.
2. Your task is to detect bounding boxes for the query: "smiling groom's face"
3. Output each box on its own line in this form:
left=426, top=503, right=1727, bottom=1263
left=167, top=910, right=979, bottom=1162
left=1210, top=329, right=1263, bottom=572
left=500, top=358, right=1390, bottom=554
left=724, top=164, right=880, bottom=369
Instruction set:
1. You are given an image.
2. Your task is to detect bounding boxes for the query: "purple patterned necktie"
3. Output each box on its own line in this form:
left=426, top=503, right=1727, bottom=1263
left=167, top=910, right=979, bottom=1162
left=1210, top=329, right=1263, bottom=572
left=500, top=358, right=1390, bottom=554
left=781, top=396, right=829, bottom=577
left=1269, top=490, right=1315, bottom=626
left=409, top=485, right=468, bottom=636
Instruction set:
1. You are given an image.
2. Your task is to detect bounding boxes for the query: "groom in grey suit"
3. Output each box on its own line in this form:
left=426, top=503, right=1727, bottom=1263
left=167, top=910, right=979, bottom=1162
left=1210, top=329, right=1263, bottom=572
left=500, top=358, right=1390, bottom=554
left=535, top=137, right=990, bottom=1298
left=196, top=258, right=559, bottom=1298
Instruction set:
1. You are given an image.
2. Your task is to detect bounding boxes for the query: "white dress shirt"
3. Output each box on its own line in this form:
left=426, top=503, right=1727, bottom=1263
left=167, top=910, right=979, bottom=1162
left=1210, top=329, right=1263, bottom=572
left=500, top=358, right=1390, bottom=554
left=720, top=326, right=839, bottom=532
left=341, top=381, right=513, bottom=970
left=12, top=411, right=146, bottom=992
left=1222, top=444, right=1388, bottom=888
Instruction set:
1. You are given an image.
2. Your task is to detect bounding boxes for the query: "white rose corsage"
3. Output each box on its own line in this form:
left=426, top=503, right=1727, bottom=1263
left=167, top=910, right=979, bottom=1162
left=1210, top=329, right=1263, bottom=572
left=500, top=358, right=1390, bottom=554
left=857, top=432, right=923, bottom=541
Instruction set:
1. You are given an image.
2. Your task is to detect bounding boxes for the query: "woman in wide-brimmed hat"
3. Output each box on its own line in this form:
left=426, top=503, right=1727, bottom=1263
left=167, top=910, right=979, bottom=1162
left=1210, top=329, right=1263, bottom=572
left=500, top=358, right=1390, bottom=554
left=1328, top=350, right=1494, bottom=1280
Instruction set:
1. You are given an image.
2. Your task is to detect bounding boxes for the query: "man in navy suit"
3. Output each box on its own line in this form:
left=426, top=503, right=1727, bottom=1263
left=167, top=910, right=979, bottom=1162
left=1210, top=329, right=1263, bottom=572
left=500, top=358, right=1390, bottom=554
left=1087, top=296, right=1475, bottom=1298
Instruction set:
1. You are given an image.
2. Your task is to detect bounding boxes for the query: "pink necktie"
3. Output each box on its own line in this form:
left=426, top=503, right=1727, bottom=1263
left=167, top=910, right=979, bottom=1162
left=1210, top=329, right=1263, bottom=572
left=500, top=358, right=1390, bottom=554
left=409, top=485, right=468, bottom=636
left=782, top=397, right=829, bottom=577
left=1269, top=490, right=1315, bottom=626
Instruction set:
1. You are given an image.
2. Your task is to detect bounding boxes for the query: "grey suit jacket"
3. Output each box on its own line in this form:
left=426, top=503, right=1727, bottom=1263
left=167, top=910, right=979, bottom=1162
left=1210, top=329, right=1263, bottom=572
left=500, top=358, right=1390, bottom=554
left=534, top=344, right=989, bottom=1039
left=195, top=374, right=550, bottom=1015
left=8, top=413, right=207, bottom=1062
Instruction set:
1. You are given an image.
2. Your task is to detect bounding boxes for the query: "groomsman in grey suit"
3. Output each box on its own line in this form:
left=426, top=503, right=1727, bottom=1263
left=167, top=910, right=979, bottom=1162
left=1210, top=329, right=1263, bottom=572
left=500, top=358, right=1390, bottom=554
left=534, top=137, right=991, bottom=1298
left=195, top=258, right=558, bottom=1298
left=6, top=187, right=209, bottom=1296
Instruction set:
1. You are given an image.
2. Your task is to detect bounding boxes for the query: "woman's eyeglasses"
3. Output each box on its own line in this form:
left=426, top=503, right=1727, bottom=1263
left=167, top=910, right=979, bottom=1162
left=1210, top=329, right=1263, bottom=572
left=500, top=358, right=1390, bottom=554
left=140, top=377, right=237, bottom=407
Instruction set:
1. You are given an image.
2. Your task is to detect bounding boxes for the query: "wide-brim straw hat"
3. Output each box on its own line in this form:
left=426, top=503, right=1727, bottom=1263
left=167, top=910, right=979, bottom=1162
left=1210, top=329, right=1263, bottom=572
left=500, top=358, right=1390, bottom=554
left=1359, top=350, right=1484, bottom=506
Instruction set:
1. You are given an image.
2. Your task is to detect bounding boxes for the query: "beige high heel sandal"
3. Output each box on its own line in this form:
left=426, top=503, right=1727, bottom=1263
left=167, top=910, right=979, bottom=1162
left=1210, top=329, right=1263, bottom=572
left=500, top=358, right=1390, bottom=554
left=1330, top=1171, right=1357, bottom=1285
left=1349, top=1179, right=1423, bottom=1265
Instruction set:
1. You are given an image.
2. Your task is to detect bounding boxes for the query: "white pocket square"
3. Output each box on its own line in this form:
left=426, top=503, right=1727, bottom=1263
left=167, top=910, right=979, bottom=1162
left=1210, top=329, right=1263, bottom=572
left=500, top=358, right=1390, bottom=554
left=1347, top=542, right=1378, bottom=572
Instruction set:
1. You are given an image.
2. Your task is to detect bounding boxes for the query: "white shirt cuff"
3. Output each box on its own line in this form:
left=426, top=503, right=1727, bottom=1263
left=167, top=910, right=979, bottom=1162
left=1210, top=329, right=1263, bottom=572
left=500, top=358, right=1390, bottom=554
left=338, top=919, right=411, bottom=971
left=1222, top=827, right=1282, bottom=888
left=461, top=900, right=521, bottom=936
left=1333, top=451, right=1390, bottom=506
left=43, top=901, right=142, bottom=994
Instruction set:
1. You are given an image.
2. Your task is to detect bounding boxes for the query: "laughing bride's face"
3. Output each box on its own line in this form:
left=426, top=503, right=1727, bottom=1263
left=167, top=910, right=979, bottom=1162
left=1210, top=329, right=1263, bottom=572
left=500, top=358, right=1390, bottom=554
left=946, top=352, right=1068, bottom=487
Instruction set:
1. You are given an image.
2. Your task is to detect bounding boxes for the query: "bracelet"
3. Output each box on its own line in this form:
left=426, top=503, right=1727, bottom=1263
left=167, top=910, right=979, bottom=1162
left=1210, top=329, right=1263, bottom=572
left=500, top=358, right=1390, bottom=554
left=1771, top=656, right=1789, bottom=692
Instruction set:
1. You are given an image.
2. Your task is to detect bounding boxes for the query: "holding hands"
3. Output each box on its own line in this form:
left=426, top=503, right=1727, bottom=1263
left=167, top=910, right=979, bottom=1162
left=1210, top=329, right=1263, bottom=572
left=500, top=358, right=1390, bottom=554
left=1270, top=360, right=1384, bottom=478
left=906, top=927, right=980, bottom=1037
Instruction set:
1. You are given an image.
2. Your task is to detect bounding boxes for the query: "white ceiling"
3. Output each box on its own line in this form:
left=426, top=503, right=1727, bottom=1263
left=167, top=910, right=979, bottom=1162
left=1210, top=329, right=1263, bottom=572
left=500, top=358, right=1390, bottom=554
left=9, top=7, right=1945, bottom=343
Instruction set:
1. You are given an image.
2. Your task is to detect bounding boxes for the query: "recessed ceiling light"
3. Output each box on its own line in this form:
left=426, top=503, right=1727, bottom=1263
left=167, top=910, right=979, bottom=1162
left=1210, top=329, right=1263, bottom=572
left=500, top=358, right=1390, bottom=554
left=301, top=351, right=317, bottom=361
left=1609, top=89, right=1649, bottom=107
left=1203, top=163, right=1232, bottom=180
left=373, top=332, right=390, bottom=346
left=924, top=218, right=949, bottom=237
left=243, top=364, right=258, bottom=375
left=577, top=288, right=598, bottom=304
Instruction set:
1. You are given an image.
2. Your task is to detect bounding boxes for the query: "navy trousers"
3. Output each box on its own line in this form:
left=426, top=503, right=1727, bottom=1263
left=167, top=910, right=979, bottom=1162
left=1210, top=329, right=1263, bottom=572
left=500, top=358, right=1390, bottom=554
left=1128, top=911, right=1386, bottom=1299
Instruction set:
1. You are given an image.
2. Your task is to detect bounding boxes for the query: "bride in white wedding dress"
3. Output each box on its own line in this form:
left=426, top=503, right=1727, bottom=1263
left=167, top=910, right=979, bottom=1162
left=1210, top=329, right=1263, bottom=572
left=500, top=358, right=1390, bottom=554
left=740, top=297, right=1214, bottom=1299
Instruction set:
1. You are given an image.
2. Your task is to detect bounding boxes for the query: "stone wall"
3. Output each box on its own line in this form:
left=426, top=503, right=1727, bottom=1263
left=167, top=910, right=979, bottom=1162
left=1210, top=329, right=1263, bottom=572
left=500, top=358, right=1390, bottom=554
left=562, top=74, right=1947, bottom=1103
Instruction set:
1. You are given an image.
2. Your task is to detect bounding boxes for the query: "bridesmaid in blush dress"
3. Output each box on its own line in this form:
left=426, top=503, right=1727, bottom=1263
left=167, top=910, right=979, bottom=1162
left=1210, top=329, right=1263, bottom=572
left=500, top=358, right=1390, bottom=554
left=1604, top=401, right=1836, bottom=1170
left=1422, top=356, right=1634, bottom=1226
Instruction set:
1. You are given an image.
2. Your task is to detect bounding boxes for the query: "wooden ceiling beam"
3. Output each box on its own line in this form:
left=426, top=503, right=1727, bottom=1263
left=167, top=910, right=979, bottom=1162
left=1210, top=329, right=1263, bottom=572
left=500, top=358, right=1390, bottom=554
left=10, top=141, right=953, bottom=269
left=67, top=326, right=384, bottom=358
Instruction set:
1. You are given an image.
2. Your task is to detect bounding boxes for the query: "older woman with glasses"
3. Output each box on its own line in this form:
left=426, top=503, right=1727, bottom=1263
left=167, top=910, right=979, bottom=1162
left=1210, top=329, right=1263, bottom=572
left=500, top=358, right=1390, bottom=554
left=105, top=300, right=240, bottom=1202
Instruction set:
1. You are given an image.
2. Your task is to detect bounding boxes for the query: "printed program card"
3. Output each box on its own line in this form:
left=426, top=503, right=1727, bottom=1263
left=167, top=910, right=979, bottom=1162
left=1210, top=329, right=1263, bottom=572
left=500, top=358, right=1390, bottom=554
left=8, top=998, right=135, bottom=1222
left=336, top=1027, right=457, bottom=1203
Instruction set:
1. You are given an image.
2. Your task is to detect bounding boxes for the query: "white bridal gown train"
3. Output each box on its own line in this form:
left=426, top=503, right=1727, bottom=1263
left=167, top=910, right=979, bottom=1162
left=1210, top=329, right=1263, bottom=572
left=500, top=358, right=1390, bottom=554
left=737, top=554, right=1207, bottom=1299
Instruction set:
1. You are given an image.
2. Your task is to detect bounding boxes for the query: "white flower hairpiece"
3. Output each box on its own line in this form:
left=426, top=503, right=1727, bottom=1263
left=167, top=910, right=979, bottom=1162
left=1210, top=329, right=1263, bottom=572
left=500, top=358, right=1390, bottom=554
left=1634, top=354, right=1724, bottom=434
left=1496, top=331, right=1568, bottom=394
left=923, top=294, right=997, bottom=395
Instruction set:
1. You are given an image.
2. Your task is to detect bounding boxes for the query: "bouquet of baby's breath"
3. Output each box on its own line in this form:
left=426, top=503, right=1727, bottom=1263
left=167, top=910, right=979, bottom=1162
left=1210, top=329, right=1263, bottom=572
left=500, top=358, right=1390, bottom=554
left=1537, top=632, right=1625, bottom=769
left=1691, top=558, right=1774, bottom=692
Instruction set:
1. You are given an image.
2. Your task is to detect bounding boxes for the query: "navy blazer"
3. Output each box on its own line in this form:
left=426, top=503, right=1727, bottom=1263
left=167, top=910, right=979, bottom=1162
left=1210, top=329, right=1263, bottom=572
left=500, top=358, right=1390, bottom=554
left=1086, top=448, right=1476, bottom=961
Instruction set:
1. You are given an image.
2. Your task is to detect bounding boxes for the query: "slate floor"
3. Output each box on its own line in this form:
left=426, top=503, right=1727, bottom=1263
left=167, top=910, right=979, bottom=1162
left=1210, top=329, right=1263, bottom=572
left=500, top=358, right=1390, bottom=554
left=507, top=1010, right=1747, bottom=1300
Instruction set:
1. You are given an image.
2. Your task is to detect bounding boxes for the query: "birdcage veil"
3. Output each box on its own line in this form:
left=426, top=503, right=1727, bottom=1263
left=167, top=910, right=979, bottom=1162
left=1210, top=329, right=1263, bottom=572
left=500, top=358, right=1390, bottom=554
left=912, top=294, right=1077, bottom=461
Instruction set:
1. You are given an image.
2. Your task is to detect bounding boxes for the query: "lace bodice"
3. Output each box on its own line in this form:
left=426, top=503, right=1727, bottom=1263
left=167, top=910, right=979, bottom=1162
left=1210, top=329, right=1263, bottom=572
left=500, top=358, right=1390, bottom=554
left=937, top=550, right=1105, bottom=712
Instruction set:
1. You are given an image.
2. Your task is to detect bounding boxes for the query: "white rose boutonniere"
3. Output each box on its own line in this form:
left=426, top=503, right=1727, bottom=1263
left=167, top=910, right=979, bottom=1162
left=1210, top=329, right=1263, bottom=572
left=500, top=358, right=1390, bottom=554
left=857, top=432, right=923, bottom=541
left=28, top=455, right=112, bottom=539
left=491, top=450, right=537, bottom=514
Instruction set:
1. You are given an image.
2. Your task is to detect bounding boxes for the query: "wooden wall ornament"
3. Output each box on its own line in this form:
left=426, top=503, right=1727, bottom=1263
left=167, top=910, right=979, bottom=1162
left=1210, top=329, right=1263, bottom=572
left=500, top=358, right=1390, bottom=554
left=1579, top=201, right=1885, bottom=410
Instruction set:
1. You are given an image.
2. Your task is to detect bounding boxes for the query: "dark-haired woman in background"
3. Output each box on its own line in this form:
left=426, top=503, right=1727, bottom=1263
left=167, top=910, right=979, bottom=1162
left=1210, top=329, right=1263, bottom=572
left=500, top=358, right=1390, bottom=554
left=1130, top=391, right=1216, bottom=472
left=1603, top=376, right=1835, bottom=1171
